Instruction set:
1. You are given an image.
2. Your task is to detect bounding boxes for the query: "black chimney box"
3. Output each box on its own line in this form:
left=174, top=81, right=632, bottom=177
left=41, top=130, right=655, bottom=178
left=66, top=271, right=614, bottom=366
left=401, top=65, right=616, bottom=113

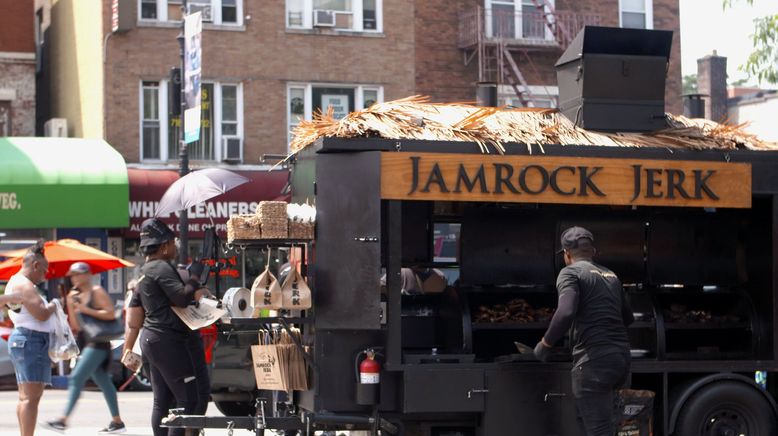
left=555, top=26, right=673, bottom=132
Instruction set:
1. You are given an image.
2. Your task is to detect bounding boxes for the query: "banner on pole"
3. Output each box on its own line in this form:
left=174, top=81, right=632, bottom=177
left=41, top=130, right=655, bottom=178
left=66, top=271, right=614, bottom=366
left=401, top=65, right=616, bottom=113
left=184, top=11, right=202, bottom=144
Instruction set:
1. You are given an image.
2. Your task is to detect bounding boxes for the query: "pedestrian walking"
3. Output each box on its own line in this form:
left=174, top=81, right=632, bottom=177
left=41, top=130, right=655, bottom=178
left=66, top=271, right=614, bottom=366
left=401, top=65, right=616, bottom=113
left=133, top=218, right=212, bottom=436
left=45, top=262, right=127, bottom=434
left=4, top=240, right=58, bottom=436
left=535, top=227, right=635, bottom=436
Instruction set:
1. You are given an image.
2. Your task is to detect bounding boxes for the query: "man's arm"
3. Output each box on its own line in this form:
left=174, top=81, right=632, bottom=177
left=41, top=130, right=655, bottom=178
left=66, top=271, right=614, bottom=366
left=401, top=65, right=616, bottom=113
left=19, top=282, right=56, bottom=321
left=0, top=293, right=23, bottom=307
left=535, top=269, right=579, bottom=361
left=542, top=289, right=579, bottom=346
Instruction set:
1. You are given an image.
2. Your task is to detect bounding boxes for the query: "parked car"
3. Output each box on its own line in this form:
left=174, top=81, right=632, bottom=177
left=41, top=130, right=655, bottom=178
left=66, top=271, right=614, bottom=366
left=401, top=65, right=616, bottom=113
left=0, top=325, right=15, bottom=377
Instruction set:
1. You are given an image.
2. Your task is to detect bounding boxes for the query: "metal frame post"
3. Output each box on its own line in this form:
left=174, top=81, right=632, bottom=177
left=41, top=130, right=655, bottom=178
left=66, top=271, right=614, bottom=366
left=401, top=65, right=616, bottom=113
left=178, top=0, right=190, bottom=266
left=386, top=200, right=402, bottom=366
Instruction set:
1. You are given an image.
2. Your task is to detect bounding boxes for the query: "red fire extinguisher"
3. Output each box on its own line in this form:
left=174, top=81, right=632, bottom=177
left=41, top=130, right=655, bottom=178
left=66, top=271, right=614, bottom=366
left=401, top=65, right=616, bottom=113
left=356, top=348, right=380, bottom=405
left=359, top=349, right=380, bottom=384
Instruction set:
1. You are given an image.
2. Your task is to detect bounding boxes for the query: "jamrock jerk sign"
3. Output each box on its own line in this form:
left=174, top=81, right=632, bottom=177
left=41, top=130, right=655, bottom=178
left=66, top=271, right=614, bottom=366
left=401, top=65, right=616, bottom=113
left=380, top=152, right=751, bottom=209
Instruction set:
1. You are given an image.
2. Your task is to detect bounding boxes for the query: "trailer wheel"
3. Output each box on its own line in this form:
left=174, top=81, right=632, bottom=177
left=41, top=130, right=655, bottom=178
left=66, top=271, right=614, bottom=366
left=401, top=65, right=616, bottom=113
left=213, top=400, right=257, bottom=417
left=675, top=381, right=776, bottom=436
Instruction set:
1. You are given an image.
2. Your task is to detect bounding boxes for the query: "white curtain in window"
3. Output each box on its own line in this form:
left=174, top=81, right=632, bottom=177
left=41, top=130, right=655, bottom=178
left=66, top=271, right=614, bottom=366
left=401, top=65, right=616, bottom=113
left=313, top=0, right=351, bottom=12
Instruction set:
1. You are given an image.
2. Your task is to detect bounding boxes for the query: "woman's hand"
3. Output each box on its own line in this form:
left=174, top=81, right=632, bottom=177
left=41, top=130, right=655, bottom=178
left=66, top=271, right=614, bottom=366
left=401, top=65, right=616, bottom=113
left=70, top=297, right=82, bottom=314
left=194, top=287, right=214, bottom=301
left=121, top=349, right=143, bottom=373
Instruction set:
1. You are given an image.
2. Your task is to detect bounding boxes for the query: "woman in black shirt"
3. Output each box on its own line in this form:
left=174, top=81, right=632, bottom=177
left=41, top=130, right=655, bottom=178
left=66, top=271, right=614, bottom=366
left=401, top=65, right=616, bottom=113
left=135, top=218, right=212, bottom=436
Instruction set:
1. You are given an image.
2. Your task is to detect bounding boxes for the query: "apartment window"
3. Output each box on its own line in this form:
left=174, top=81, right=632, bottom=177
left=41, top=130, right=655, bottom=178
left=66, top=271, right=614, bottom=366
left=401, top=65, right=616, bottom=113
left=169, top=83, right=215, bottom=160
left=139, top=0, right=242, bottom=25
left=620, top=0, right=653, bottom=29
left=287, top=84, right=383, bottom=147
left=485, top=0, right=554, bottom=40
left=287, top=0, right=382, bottom=32
left=140, top=0, right=157, bottom=19
left=363, top=0, right=377, bottom=30
left=288, top=87, right=305, bottom=144
left=221, top=0, right=237, bottom=23
left=363, top=88, right=379, bottom=108
left=140, top=81, right=243, bottom=162
left=141, top=82, right=161, bottom=160
left=221, top=85, right=238, bottom=136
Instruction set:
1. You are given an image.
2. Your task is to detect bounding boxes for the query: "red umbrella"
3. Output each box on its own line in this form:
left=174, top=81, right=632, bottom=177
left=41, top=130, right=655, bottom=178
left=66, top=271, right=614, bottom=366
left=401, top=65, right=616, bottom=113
left=0, top=239, right=135, bottom=280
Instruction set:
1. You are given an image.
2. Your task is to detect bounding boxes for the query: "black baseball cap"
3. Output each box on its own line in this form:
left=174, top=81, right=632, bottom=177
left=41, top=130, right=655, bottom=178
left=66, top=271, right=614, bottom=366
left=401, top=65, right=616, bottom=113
left=139, top=218, right=176, bottom=248
left=558, top=226, right=594, bottom=253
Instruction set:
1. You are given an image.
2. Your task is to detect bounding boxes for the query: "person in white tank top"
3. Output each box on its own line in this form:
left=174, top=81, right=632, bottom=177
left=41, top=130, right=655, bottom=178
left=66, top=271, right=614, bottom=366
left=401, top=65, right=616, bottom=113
left=4, top=241, right=58, bottom=436
left=6, top=273, right=54, bottom=332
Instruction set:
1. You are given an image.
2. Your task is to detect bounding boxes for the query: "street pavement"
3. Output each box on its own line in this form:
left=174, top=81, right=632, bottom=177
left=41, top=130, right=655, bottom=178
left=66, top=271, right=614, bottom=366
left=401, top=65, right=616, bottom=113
left=0, top=386, right=264, bottom=436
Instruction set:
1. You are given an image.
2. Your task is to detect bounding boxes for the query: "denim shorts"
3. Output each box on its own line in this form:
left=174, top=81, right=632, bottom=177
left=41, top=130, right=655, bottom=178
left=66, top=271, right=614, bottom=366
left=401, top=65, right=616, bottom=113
left=8, top=327, right=52, bottom=385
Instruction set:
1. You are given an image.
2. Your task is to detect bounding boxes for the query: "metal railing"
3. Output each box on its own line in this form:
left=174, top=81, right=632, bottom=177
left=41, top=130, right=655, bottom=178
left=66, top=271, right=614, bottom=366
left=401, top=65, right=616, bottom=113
left=458, top=6, right=601, bottom=49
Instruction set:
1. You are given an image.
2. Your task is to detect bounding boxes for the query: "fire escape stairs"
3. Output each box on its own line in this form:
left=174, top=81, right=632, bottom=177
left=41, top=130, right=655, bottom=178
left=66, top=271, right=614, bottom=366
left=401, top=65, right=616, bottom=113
left=529, top=0, right=571, bottom=46
left=500, top=42, right=536, bottom=108
left=466, top=0, right=567, bottom=107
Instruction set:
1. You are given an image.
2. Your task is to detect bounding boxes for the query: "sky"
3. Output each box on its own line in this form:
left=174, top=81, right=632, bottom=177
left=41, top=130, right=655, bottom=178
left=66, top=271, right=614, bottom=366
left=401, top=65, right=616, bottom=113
left=680, top=0, right=778, bottom=87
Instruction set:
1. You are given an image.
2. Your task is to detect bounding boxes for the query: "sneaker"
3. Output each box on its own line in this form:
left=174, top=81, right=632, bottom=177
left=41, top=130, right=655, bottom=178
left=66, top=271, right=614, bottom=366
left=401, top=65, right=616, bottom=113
left=98, top=421, right=127, bottom=434
left=43, top=419, right=66, bottom=433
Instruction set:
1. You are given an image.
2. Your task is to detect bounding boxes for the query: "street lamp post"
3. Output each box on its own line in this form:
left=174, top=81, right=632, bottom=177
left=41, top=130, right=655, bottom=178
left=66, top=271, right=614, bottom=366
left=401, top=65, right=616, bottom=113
left=177, top=0, right=190, bottom=267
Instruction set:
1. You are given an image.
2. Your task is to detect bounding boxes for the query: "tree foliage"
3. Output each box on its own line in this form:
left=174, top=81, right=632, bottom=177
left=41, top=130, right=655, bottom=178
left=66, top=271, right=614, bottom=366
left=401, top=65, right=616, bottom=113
left=682, top=74, right=698, bottom=94
left=723, top=0, right=778, bottom=84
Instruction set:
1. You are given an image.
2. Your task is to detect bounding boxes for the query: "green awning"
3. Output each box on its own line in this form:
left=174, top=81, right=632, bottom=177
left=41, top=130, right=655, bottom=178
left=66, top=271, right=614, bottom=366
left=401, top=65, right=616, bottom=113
left=0, top=137, right=129, bottom=229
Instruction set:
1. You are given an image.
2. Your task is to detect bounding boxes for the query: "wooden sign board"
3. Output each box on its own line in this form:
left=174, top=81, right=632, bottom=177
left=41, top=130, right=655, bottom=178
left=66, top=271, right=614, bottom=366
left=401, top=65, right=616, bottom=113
left=380, top=152, right=752, bottom=208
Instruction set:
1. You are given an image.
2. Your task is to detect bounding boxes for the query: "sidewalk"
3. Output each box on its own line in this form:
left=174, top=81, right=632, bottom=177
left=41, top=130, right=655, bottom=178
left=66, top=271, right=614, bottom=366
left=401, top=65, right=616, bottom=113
left=0, top=389, right=262, bottom=436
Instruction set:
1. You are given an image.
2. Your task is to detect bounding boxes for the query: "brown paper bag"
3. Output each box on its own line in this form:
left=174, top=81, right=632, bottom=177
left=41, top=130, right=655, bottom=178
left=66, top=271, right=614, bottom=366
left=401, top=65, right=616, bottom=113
left=251, top=332, right=287, bottom=391
left=282, top=328, right=308, bottom=391
left=280, top=268, right=312, bottom=310
left=251, top=267, right=282, bottom=313
left=289, top=343, right=308, bottom=391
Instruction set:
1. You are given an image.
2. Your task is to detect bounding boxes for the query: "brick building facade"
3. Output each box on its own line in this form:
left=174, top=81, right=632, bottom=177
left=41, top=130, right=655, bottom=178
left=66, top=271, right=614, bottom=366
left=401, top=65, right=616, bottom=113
left=415, top=0, right=682, bottom=115
left=101, top=0, right=416, bottom=164
left=0, top=0, right=36, bottom=136
left=40, top=0, right=682, bottom=166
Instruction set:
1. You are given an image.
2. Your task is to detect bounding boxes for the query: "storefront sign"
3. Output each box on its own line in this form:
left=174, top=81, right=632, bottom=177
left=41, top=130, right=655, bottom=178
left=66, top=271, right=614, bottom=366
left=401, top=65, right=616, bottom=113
left=380, top=152, right=752, bottom=208
left=107, top=237, right=123, bottom=294
left=0, top=192, right=20, bottom=210
left=0, top=138, right=129, bottom=229
left=125, top=168, right=289, bottom=238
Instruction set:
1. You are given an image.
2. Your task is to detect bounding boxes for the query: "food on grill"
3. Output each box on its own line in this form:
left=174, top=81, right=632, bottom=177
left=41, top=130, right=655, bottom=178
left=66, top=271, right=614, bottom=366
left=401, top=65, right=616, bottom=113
left=663, top=304, right=741, bottom=324
left=474, top=299, right=555, bottom=323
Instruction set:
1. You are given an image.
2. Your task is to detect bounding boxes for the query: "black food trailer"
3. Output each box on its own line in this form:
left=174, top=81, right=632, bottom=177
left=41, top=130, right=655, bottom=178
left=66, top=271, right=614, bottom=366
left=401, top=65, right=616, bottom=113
left=166, top=134, right=778, bottom=436
left=164, top=27, right=778, bottom=436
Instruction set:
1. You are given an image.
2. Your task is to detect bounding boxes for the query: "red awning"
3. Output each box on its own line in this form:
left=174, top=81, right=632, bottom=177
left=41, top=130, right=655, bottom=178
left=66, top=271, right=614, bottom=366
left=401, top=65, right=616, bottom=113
left=125, top=168, right=290, bottom=238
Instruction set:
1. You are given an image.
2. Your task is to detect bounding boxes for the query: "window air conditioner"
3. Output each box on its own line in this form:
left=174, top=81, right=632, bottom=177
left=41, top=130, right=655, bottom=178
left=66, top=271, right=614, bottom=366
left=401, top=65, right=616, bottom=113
left=313, top=9, right=336, bottom=27
left=222, top=137, right=242, bottom=163
left=187, top=3, right=213, bottom=22
left=44, top=118, right=68, bottom=137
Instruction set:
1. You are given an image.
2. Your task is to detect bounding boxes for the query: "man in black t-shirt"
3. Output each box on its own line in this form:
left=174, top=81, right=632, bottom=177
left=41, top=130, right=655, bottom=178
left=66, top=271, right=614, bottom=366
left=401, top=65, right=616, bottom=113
left=534, top=226, right=634, bottom=436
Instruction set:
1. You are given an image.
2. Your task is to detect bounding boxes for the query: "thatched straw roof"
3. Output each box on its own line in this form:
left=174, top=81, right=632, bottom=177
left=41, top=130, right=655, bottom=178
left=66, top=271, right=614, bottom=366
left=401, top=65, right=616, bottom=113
left=289, top=96, right=778, bottom=155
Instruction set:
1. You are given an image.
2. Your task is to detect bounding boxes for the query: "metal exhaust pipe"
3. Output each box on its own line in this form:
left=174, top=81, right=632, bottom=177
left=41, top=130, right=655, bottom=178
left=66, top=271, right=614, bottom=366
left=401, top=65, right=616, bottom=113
left=476, top=82, right=498, bottom=107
